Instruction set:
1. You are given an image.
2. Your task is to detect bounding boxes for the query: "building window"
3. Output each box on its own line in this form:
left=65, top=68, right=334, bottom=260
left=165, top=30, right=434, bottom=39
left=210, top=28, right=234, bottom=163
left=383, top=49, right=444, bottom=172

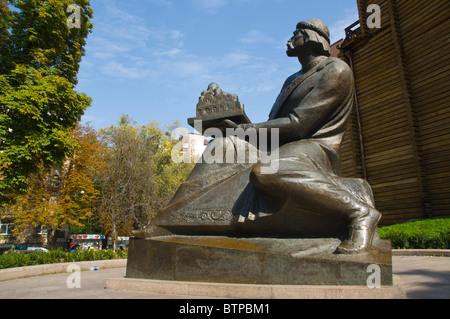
left=0, top=222, right=11, bottom=236
left=35, top=225, right=48, bottom=235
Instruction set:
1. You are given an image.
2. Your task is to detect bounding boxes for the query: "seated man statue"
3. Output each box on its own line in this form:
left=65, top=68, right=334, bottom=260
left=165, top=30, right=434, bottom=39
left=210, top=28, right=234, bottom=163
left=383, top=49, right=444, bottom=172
left=136, top=19, right=381, bottom=255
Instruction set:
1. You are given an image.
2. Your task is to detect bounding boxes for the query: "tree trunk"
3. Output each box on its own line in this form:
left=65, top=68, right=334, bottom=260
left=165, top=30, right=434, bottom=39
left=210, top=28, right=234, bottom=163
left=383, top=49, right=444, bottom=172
left=112, top=220, right=117, bottom=251
left=47, top=227, right=60, bottom=249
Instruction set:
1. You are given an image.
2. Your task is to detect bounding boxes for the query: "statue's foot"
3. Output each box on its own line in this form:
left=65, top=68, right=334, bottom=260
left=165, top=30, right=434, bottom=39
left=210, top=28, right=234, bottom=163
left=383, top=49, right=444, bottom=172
left=132, top=229, right=148, bottom=239
left=236, top=211, right=272, bottom=223
left=336, top=225, right=376, bottom=254
left=336, top=208, right=381, bottom=255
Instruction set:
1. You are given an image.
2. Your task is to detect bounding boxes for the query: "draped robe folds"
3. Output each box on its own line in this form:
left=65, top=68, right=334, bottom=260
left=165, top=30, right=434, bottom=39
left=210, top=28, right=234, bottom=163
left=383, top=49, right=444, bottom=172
left=150, top=57, right=376, bottom=238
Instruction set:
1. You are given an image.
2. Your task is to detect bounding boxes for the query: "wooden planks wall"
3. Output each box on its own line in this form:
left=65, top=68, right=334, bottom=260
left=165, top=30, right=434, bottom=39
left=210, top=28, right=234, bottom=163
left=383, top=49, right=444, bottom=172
left=397, top=0, right=450, bottom=218
left=339, top=0, right=449, bottom=225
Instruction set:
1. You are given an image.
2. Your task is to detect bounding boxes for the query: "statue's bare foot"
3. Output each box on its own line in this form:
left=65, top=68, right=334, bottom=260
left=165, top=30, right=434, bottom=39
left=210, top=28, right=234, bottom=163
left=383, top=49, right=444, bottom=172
left=236, top=211, right=272, bottom=223
left=337, top=208, right=381, bottom=254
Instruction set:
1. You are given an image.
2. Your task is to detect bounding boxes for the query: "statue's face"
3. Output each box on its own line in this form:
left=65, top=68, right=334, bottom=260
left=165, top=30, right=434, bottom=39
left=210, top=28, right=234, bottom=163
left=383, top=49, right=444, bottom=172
left=286, top=29, right=305, bottom=57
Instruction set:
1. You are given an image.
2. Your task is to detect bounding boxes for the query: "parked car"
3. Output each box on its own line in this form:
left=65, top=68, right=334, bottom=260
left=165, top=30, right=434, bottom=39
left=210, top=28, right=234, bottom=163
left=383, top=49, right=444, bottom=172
left=13, top=244, right=49, bottom=253
left=14, top=243, right=27, bottom=251
left=27, top=247, right=49, bottom=252
left=70, top=243, right=80, bottom=252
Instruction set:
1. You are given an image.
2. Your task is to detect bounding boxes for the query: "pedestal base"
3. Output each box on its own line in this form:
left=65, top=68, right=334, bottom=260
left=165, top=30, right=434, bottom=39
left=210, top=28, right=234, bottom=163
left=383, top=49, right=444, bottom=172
left=106, top=276, right=406, bottom=299
left=126, top=236, right=393, bottom=286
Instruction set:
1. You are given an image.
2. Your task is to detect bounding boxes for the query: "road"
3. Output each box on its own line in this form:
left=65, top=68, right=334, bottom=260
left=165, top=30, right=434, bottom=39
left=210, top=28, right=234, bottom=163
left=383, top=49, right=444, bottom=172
left=0, top=256, right=448, bottom=299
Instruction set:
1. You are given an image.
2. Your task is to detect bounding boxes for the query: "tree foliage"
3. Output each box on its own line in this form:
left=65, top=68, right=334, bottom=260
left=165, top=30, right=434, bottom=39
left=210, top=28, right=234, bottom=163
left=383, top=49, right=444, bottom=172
left=1, top=0, right=93, bottom=83
left=96, top=115, right=194, bottom=243
left=0, top=0, right=93, bottom=204
left=0, top=66, right=92, bottom=203
left=8, top=124, right=104, bottom=247
left=0, top=0, right=195, bottom=245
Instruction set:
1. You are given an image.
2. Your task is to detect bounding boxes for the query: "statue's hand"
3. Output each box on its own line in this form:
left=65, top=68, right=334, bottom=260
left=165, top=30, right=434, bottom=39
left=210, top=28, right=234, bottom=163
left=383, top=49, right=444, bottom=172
left=237, top=123, right=254, bottom=131
left=219, top=120, right=255, bottom=136
left=221, top=119, right=239, bottom=128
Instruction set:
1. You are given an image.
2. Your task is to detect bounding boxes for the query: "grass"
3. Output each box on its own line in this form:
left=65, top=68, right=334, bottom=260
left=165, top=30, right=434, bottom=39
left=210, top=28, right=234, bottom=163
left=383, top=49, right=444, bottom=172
left=0, top=248, right=127, bottom=270
left=378, top=218, right=450, bottom=249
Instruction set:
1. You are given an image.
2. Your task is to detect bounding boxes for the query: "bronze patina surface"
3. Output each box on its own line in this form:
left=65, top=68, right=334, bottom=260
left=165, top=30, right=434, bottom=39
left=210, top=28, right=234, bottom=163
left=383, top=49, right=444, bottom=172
left=188, top=82, right=250, bottom=134
left=136, top=19, right=382, bottom=255
left=126, top=236, right=393, bottom=286
left=128, top=19, right=392, bottom=286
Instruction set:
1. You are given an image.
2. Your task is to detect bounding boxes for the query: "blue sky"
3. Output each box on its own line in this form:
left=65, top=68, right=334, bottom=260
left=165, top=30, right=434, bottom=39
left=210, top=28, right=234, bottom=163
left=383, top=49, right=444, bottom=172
left=77, top=0, right=359, bottom=132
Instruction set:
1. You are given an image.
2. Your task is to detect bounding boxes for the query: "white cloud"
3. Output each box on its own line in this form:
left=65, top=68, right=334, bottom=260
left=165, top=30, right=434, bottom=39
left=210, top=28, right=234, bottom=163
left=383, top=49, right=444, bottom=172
left=91, top=3, right=184, bottom=54
left=91, top=37, right=132, bottom=59
left=177, top=61, right=209, bottom=77
left=82, top=2, right=187, bottom=81
left=148, top=0, right=173, bottom=8
left=152, top=47, right=184, bottom=57
left=220, top=51, right=252, bottom=67
left=191, top=0, right=263, bottom=13
left=191, top=0, right=230, bottom=12
left=328, top=9, right=359, bottom=44
left=81, top=114, right=109, bottom=129
left=81, top=1, right=283, bottom=102
left=239, top=29, right=278, bottom=46
left=100, top=61, right=154, bottom=80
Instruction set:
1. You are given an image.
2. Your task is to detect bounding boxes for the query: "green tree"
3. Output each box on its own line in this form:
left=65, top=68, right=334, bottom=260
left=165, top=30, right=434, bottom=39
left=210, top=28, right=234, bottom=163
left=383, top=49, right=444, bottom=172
left=0, top=0, right=93, bottom=205
left=1, top=0, right=93, bottom=83
left=0, top=1, right=14, bottom=70
left=97, top=115, right=193, bottom=249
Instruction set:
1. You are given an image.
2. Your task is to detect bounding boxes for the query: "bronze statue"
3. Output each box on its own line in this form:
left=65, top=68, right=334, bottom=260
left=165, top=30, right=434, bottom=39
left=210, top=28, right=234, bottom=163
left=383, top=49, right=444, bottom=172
left=135, top=19, right=381, bottom=255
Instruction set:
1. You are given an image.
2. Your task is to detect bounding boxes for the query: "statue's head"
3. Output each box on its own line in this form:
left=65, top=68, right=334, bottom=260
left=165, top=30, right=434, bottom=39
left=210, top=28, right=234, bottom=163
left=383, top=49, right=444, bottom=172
left=287, top=19, right=331, bottom=57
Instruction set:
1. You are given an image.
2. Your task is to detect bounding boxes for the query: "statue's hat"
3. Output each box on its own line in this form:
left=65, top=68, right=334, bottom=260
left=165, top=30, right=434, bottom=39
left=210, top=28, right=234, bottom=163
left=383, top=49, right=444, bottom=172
left=297, top=19, right=330, bottom=44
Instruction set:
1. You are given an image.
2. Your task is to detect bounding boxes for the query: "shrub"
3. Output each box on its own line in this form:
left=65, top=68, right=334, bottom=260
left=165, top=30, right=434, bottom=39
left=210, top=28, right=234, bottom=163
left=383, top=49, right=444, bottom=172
left=379, top=218, right=450, bottom=249
left=0, top=248, right=127, bottom=270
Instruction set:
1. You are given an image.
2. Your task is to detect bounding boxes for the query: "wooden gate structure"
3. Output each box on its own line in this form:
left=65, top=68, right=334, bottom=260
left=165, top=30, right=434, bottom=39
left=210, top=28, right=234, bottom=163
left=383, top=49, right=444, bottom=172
left=338, top=0, right=449, bottom=225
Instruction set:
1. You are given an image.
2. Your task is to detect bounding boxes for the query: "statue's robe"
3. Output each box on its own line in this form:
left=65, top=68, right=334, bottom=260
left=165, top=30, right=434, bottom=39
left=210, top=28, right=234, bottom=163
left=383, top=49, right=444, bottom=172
left=148, top=57, right=376, bottom=238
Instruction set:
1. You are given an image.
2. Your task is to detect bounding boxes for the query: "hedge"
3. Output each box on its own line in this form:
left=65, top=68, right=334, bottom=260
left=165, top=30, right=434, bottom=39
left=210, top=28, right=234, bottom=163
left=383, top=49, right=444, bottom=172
left=0, top=249, right=127, bottom=270
left=378, top=218, right=450, bottom=249
left=1, top=218, right=449, bottom=269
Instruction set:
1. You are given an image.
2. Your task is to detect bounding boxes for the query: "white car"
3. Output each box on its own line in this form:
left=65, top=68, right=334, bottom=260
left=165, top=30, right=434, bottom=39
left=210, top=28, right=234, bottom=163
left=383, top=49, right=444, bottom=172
left=27, top=247, right=49, bottom=252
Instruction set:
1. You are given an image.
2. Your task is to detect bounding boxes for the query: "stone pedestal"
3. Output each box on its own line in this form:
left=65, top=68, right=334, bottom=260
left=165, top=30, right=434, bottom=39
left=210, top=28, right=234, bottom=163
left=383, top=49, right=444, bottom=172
left=126, top=236, right=393, bottom=286
left=106, top=276, right=406, bottom=299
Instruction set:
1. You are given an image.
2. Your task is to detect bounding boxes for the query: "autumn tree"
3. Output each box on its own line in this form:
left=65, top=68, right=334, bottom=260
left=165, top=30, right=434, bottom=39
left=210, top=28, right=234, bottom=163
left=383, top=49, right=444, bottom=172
left=96, top=115, right=193, bottom=249
left=9, top=124, right=105, bottom=248
left=0, top=1, right=13, bottom=54
left=0, top=0, right=93, bottom=205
